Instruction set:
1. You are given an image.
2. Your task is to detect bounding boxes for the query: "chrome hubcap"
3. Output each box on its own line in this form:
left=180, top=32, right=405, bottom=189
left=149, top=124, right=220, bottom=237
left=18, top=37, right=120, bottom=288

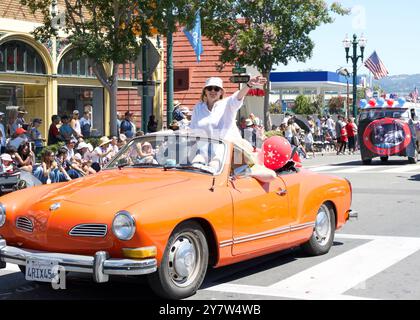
left=314, top=205, right=331, bottom=246
left=168, top=233, right=201, bottom=288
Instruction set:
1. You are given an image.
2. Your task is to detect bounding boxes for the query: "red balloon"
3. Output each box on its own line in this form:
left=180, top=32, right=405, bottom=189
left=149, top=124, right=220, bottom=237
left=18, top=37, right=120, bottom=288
left=368, top=99, right=376, bottom=107
left=387, top=99, right=394, bottom=107
left=259, top=136, right=292, bottom=170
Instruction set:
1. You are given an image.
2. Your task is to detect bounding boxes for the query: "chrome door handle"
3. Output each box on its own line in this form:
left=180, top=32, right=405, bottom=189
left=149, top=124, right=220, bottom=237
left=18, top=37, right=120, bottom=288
left=276, top=188, right=287, bottom=196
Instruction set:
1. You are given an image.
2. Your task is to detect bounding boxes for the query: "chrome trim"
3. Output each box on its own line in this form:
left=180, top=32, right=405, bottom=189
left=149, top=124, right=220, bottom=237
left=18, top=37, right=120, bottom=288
left=49, top=203, right=61, bottom=211
left=0, top=203, right=5, bottom=227
left=69, top=224, right=108, bottom=237
left=16, top=217, right=34, bottom=233
left=112, top=211, right=136, bottom=241
left=348, top=210, right=359, bottom=220
left=218, top=222, right=316, bottom=248
left=0, top=240, right=157, bottom=281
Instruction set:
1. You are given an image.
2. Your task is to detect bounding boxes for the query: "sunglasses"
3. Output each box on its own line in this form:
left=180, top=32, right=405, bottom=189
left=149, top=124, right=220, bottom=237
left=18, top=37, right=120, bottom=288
left=205, top=86, right=222, bottom=92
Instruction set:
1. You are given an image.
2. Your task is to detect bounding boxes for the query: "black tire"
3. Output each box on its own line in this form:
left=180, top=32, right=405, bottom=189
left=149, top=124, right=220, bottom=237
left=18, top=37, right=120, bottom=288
left=147, top=221, right=209, bottom=300
left=408, top=150, right=418, bottom=164
left=362, top=159, right=372, bottom=165
left=301, top=203, right=336, bottom=256
left=380, top=156, right=389, bottom=163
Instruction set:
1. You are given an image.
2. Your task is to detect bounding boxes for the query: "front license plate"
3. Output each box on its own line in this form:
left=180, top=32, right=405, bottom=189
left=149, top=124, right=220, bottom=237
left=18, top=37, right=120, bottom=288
left=25, top=258, right=59, bottom=283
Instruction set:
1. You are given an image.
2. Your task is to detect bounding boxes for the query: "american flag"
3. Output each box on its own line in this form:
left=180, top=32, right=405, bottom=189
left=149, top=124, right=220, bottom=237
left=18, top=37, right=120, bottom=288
left=410, top=86, right=418, bottom=102
left=364, top=51, right=389, bottom=80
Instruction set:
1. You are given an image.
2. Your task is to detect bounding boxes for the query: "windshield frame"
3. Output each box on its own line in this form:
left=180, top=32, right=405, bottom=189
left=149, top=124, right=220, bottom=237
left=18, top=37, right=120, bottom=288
left=104, top=133, right=229, bottom=176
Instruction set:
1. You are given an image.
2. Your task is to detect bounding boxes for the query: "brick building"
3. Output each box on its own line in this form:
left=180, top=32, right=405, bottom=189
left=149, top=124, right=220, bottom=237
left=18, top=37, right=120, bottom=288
left=0, top=1, right=242, bottom=137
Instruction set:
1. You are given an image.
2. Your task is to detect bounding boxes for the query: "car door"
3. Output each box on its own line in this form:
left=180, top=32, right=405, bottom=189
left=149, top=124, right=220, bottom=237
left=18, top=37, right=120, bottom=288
left=229, top=146, right=291, bottom=256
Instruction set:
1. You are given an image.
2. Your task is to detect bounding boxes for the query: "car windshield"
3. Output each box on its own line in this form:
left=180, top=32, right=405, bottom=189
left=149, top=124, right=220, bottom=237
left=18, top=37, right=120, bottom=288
left=106, top=134, right=226, bottom=175
left=359, top=109, right=410, bottom=121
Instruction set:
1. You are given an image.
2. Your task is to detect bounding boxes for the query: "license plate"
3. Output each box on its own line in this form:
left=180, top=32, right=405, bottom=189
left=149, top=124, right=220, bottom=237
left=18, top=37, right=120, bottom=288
left=25, top=258, right=59, bottom=283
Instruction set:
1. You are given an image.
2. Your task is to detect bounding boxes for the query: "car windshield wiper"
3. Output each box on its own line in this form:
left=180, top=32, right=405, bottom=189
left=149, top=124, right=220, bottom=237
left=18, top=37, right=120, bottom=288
left=163, top=164, right=215, bottom=175
left=117, top=162, right=162, bottom=170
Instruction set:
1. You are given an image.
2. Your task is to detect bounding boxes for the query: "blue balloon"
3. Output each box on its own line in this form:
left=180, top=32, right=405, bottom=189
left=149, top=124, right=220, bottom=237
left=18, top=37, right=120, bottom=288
left=359, top=99, right=367, bottom=109
left=398, top=97, right=406, bottom=106
left=377, top=98, right=385, bottom=107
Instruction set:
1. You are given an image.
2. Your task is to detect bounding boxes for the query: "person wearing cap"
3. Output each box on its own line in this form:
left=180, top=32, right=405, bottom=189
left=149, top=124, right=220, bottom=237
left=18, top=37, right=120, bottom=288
left=243, top=118, right=257, bottom=147
left=91, top=136, right=113, bottom=172
left=8, top=127, right=29, bottom=150
left=120, top=111, right=136, bottom=138
left=11, top=106, right=28, bottom=137
left=0, top=153, right=15, bottom=173
left=189, top=75, right=267, bottom=142
left=70, top=110, right=83, bottom=138
left=79, top=110, right=92, bottom=138
left=30, top=118, right=45, bottom=158
left=0, top=112, right=6, bottom=154
left=173, top=100, right=185, bottom=121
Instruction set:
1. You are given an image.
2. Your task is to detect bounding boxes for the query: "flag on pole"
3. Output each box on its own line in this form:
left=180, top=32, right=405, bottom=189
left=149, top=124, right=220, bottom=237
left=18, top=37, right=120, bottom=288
left=183, top=10, right=204, bottom=62
left=364, top=51, right=389, bottom=80
left=410, top=86, right=418, bottom=102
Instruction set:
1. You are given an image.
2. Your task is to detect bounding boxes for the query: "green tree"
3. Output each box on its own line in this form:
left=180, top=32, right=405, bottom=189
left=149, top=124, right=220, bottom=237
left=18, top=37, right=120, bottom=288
left=328, top=96, right=345, bottom=115
left=294, top=95, right=313, bottom=115
left=21, top=0, right=198, bottom=135
left=269, top=102, right=282, bottom=114
left=311, top=94, right=324, bottom=115
left=202, top=0, right=349, bottom=130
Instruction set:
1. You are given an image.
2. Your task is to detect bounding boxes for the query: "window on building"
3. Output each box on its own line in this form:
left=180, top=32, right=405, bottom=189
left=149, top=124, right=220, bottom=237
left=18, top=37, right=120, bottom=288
left=174, top=69, right=190, bottom=91
left=118, top=62, right=141, bottom=80
left=0, top=40, right=46, bottom=74
left=58, top=49, right=95, bottom=78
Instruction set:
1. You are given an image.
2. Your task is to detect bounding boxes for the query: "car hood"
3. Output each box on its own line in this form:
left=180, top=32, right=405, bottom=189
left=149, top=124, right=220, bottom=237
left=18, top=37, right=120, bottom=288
left=34, top=168, right=192, bottom=211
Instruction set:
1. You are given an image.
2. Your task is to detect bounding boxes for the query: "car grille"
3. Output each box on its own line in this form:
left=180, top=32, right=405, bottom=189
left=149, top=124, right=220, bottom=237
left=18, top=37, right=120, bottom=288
left=16, top=217, right=34, bottom=233
left=69, top=224, right=108, bottom=237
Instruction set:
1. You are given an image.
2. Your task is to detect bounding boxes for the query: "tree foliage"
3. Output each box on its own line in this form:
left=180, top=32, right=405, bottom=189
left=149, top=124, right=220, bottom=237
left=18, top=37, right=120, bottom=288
left=294, top=95, right=314, bottom=115
left=201, top=0, right=349, bottom=129
left=328, top=96, right=345, bottom=115
left=20, top=0, right=198, bottom=135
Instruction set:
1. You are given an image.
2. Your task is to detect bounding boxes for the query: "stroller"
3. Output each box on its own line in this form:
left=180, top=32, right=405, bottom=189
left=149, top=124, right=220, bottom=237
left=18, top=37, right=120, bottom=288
left=0, top=169, right=42, bottom=196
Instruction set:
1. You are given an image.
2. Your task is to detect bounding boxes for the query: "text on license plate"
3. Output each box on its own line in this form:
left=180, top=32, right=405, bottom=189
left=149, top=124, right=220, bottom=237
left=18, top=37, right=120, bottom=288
left=25, top=258, right=59, bottom=282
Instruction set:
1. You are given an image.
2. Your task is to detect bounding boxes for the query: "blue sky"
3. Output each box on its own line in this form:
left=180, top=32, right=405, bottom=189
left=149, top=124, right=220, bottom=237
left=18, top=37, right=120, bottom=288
left=275, top=1, right=420, bottom=76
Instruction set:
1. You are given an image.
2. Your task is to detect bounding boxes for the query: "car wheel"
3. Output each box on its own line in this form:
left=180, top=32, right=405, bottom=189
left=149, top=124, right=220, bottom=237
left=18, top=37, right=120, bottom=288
left=408, top=150, right=418, bottom=164
left=362, top=159, right=372, bottom=165
left=380, top=156, right=389, bottom=163
left=301, top=203, right=336, bottom=256
left=148, top=221, right=209, bottom=300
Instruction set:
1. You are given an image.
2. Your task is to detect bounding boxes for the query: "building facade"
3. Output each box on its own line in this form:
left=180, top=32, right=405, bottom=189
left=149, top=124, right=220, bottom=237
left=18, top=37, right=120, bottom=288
left=0, top=0, right=166, bottom=138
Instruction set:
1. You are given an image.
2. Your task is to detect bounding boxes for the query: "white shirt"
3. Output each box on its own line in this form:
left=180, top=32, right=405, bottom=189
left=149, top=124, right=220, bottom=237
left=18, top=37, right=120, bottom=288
left=189, top=91, right=244, bottom=141
left=0, top=123, right=6, bottom=147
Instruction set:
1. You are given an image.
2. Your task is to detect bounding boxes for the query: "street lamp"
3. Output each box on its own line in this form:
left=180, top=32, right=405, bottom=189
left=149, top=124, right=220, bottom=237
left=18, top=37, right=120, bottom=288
left=337, top=67, right=351, bottom=118
left=343, top=33, right=367, bottom=119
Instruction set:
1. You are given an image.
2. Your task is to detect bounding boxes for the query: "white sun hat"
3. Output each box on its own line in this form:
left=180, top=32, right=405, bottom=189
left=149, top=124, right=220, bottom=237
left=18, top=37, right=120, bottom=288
left=204, top=77, right=224, bottom=90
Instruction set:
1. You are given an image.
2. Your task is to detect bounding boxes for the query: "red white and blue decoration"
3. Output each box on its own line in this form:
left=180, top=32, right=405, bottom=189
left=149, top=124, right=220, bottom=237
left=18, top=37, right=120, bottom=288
left=360, top=97, right=407, bottom=109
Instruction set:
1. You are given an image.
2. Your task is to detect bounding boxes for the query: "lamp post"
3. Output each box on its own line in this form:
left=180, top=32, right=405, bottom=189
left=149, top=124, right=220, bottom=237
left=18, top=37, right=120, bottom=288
left=343, top=34, right=367, bottom=119
left=337, top=67, right=351, bottom=118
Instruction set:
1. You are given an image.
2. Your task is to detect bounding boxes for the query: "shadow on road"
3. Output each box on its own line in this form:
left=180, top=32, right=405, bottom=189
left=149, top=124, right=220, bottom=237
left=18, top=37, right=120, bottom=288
left=408, top=174, right=420, bottom=181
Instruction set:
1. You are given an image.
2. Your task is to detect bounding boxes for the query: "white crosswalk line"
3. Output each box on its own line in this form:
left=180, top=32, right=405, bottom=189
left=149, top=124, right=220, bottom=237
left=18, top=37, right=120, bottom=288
left=309, top=166, right=342, bottom=172
left=204, top=234, right=420, bottom=300
left=381, top=165, right=420, bottom=173
left=332, top=166, right=386, bottom=173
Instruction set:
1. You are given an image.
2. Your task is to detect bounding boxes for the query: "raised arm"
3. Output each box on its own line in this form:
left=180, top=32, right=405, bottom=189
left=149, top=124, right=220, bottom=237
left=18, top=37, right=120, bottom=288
left=236, top=76, right=267, bottom=101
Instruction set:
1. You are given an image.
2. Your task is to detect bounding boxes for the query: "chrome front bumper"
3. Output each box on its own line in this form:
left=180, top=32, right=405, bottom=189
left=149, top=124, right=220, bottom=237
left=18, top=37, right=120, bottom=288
left=347, top=210, right=359, bottom=221
left=0, top=239, right=157, bottom=283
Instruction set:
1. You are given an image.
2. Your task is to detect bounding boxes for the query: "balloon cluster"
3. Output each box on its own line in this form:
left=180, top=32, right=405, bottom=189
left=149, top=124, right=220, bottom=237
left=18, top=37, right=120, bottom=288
left=359, top=97, right=407, bottom=109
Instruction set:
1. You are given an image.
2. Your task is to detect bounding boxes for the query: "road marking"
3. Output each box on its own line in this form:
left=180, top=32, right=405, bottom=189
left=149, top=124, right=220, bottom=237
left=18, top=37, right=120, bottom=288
left=332, top=166, right=387, bottom=173
left=205, top=234, right=420, bottom=300
left=381, top=165, right=420, bottom=173
left=307, top=165, right=420, bottom=174
left=309, top=166, right=342, bottom=172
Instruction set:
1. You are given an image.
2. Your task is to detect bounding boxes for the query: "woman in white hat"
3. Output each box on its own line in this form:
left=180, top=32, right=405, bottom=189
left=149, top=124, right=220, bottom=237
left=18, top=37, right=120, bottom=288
left=189, top=76, right=266, bottom=141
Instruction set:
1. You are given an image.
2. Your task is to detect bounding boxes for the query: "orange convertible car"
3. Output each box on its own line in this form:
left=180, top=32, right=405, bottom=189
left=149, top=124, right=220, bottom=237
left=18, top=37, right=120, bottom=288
left=0, top=133, right=356, bottom=299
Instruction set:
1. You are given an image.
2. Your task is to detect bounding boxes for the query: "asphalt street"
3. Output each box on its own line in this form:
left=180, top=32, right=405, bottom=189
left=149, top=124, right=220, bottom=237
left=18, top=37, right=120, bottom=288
left=1, top=153, right=420, bottom=300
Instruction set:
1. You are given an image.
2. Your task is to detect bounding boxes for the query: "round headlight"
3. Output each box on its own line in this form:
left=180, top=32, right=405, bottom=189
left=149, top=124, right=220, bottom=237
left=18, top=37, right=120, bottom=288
left=0, top=203, right=6, bottom=227
left=112, top=211, right=136, bottom=241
